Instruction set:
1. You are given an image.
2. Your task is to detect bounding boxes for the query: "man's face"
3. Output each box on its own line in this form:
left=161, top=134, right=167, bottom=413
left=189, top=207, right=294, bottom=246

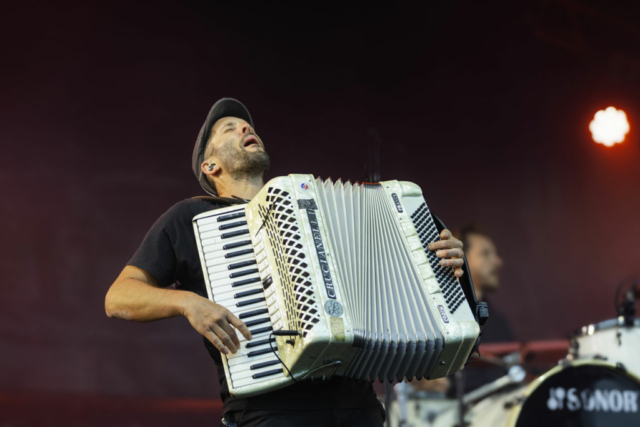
left=466, top=234, right=503, bottom=293
left=205, top=116, right=270, bottom=178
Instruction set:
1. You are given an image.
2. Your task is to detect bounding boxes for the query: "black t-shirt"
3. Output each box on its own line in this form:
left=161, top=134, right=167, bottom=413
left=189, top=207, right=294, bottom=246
left=128, top=198, right=381, bottom=413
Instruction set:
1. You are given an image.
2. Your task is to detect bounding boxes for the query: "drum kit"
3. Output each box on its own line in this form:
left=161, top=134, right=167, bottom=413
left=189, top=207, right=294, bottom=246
left=388, top=280, right=640, bottom=427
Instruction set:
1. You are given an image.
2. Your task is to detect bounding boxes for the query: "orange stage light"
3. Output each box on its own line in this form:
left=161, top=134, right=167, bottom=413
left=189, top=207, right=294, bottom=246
left=589, top=106, right=630, bottom=147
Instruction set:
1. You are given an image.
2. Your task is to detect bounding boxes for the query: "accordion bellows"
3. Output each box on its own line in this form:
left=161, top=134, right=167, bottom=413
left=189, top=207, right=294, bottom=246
left=193, top=175, right=480, bottom=398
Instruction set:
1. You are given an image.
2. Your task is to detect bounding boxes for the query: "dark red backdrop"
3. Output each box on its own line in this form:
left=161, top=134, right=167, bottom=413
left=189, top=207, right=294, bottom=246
left=1, top=0, right=639, bottom=424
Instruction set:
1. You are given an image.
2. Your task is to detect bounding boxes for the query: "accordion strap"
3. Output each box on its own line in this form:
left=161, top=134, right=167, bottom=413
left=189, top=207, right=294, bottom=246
left=432, top=214, right=489, bottom=363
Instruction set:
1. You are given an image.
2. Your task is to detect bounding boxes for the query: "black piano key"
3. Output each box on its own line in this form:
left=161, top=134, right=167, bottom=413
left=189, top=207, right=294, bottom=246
left=221, top=229, right=250, bottom=239
left=223, top=240, right=251, bottom=250
left=225, top=249, right=254, bottom=259
left=252, top=368, right=284, bottom=379
left=247, top=348, right=274, bottom=358
left=219, top=220, right=247, bottom=231
left=237, top=297, right=266, bottom=308
left=239, top=308, right=269, bottom=319
left=234, top=288, right=263, bottom=299
left=232, top=277, right=261, bottom=288
left=217, top=211, right=246, bottom=222
left=229, top=268, right=259, bottom=279
left=249, top=325, right=273, bottom=335
left=246, top=336, right=276, bottom=348
left=262, top=276, right=273, bottom=288
left=228, top=260, right=257, bottom=270
left=243, top=317, right=271, bottom=328
left=250, top=360, right=280, bottom=370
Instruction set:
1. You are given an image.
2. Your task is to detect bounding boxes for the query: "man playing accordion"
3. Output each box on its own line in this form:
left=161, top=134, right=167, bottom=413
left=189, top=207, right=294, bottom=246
left=105, top=98, right=466, bottom=427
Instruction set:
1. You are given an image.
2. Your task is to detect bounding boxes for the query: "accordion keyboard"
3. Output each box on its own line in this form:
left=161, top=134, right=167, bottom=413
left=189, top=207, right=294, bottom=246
left=195, top=206, right=286, bottom=389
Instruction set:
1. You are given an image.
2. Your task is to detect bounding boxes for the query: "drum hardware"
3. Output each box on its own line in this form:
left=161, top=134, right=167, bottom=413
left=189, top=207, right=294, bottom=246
left=446, top=360, right=527, bottom=427
left=615, top=277, right=638, bottom=327
left=462, top=365, right=527, bottom=406
left=502, top=395, right=525, bottom=409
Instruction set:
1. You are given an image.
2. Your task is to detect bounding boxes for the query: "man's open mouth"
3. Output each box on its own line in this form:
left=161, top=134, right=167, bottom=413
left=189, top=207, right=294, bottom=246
left=243, top=135, right=260, bottom=147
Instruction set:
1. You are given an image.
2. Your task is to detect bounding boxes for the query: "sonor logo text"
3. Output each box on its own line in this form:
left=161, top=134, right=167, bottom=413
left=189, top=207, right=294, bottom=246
left=547, top=387, right=639, bottom=413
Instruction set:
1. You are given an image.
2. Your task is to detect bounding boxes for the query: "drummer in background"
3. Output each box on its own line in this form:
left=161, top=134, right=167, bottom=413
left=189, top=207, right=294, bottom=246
left=411, top=224, right=516, bottom=395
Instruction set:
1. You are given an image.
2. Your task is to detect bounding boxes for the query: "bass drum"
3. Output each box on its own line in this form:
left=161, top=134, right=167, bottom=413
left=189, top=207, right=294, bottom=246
left=508, top=360, right=640, bottom=427
left=570, top=318, right=640, bottom=378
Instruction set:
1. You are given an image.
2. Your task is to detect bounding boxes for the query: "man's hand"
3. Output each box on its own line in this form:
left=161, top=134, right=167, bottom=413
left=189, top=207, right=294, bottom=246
left=182, top=294, right=253, bottom=355
left=428, top=229, right=465, bottom=278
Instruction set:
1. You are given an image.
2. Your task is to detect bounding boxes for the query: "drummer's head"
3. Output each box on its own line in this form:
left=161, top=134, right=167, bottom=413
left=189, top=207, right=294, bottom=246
left=455, top=224, right=503, bottom=300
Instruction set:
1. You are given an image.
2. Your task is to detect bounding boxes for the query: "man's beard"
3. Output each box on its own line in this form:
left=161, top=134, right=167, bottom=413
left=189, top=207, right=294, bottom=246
left=214, top=143, right=271, bottom=180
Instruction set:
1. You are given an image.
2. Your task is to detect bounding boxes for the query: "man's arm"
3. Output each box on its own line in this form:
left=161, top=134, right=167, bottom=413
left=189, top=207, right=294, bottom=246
left=105, top=265, right=252, bottom=354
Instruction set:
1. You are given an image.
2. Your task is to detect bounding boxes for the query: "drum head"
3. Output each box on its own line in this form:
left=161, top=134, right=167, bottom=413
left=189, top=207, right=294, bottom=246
left=512, top=361, right=640, bottom=427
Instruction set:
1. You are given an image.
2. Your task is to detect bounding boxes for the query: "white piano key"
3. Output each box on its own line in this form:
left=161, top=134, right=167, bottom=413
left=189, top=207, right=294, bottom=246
left=223, top=303, right=269, bottom=320
left=257, top=259, right=269, bottom=272
left=259, top=267, right=272, bottom=280
left=264, top=285, right=276, bottom=298
left=213, top=285, right=264, bottom=303
left=198, top=217, right=247, bottom=231
left=217, top=291, right=266, bottom=308
left=211, top=280, right=262, bottom=298
left=266, top=293, right=277, bottom=306
left=199, top=226, right=250, bottom=241
left=204, top=252, right=256, bottom=270
left=225, top=341, right=275, bottom=360
left=268, top=302, right=280, bottom=316
left=200, top=234, right=253, bottom=254
left=227, top=350, right=278, bottom=367
left=229, top=356, right=280, bottom=374
left=232, top=371, right=285, bottom=388
left=209, top=273, right=261, bottom=291
left=203, top=240, right=253, bottom=260
left=195, top=209, right=246, bottom=227
left=227, top=301, right=268, bottom=318
left=209, top=267, right=260, bottom=283
left=238, top=329, right=272, bottom=344
left=232, top=363, right=285, bottom=381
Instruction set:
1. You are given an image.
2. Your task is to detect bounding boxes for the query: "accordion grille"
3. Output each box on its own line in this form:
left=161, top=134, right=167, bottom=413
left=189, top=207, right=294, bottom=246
left=262, top=187, right=321, bottom=337
left=411, top=202, right=466, bottom=313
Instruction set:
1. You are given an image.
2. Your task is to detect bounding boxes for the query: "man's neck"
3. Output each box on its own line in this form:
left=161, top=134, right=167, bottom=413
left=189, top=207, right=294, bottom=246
left=216, top=175, right=264, bottom=201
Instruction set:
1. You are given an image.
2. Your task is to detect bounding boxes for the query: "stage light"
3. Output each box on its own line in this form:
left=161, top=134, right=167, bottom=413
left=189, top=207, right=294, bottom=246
left=589, top=106, right=629, bottom=147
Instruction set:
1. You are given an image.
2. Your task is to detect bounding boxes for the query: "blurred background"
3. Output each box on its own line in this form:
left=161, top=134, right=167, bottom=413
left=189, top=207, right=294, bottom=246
left=1, top=0, right=639, bottom=425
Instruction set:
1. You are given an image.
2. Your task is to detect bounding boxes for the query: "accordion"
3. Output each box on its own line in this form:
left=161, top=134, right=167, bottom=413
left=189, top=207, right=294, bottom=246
left=193, top=174, right=485, bottom=398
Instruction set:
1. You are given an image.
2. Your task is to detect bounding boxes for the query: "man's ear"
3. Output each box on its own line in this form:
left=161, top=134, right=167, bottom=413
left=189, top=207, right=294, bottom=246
left=201, top=160, right=221, bottom=177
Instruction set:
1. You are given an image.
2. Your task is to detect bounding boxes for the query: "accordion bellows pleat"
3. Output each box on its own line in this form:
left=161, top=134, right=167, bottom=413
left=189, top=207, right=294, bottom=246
left=193, top=174, right=480, bottom=398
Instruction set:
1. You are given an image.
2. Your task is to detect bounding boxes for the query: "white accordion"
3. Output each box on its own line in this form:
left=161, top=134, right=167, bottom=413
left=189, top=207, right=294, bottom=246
left=193, top=174, right=483, bottom=398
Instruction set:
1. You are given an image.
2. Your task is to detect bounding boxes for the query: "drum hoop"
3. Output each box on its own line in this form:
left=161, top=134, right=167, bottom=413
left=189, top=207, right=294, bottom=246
left=570, top=317, right=640, bottom=339
left=506, top=359, right=640, bottom=427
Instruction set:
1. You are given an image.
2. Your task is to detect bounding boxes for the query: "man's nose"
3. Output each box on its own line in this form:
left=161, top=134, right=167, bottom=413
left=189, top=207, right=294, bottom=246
left=240, top=123, right=252, bottom=134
